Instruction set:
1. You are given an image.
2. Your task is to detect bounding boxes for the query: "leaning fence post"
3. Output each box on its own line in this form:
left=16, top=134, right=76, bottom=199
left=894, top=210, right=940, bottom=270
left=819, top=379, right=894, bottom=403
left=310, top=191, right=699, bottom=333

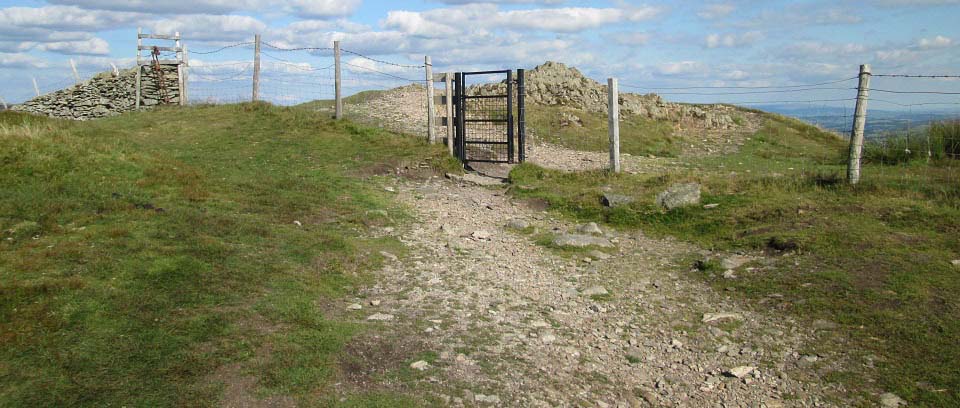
left=846, top=64, right=871, bottom=184
left=334, top=40, right=342, bottom=120
left=445, top=72, right=454, bottom=156
left=32, top=77, right=40, bottom=97
left=135, top=27, right=142, bottom=109
left=69, top=59, right=81, bottom=85
left=0, top=96, right=7, bottom=110
left=607, top=77, right=621, bottom=173
left=252, top=34, right=261, bottom=102
left=425, top=56, right=435, bottom=144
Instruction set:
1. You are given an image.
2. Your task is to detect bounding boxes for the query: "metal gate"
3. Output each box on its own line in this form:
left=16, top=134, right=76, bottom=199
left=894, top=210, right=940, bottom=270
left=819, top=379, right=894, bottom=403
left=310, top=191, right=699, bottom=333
left=453, top=70, right=526, bottom=163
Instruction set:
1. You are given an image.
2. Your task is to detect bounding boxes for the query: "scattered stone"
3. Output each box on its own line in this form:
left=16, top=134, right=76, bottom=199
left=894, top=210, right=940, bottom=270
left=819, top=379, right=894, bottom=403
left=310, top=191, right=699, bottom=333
left=724, top=366, right=756, bottom=379
left=577, top=222, right=603, bottom=235
left=601, top=192, right=635, bottom=208
left=506, top=218, right=530, bottom=230
left=379, top=251, right=399, bottom=262
left=721, top=255, right=751, bottom=270
left=474, top=394, right=501, bottom=404
left=384, top=186, right=396, bottom=192
left=722, top=270, right=737, bottom=279
left=346, top=303, right=362, bottom=310
left=880, top=392, right=907, bottom=407
left=582, top=286, right=609, bottom=296
left=293, top=220, right=302, bottom=227
left=366, top=313, right=395, bottom=321
left=410, top=360, right=430, bottom=371
left=559, top=111, right=583, bottom=127
left=369, top=300, right=381, bottom=306
left=446, top=173, right=504, bottom=186
left=951, top=259, right=960, bottom=268
left=587, top=250, right=611, bottom=260
left=812, top=319, right=839, bottom=330
left=702, top=312, right=743, bottom=324
left=471, top=230, right=493, bottom=240
left=541, top=334, right=557, bottom=344
left=703, top=203, right=720, bottom=209
left=669, top=339, right=683, bottom=349
left=655, top=183, right=701, bottom=210
left=553, top=234, right=614, bottom=248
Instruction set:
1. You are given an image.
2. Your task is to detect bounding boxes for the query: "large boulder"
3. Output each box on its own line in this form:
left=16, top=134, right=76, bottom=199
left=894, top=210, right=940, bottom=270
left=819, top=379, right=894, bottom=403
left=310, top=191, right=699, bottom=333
left=655, top=183, right=701, bottom=210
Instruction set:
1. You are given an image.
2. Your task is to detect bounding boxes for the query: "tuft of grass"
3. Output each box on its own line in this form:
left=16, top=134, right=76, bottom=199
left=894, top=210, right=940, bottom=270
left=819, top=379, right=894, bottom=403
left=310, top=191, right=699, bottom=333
left=508, top=114, right=960, bottom=406
left=864, top=120, right=960, bottom=164
left=0, top=104, right=452, bottom=406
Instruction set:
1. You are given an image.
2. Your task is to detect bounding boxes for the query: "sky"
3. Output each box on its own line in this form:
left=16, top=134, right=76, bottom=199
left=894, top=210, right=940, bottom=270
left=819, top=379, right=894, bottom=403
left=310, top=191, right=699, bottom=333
left=1, top=0, right=959, bottom=110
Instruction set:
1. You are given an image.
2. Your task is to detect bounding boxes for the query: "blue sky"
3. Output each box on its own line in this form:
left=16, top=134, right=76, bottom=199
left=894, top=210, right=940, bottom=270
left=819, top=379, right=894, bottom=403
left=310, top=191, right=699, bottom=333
left=1, top=0, right=959, bottom=110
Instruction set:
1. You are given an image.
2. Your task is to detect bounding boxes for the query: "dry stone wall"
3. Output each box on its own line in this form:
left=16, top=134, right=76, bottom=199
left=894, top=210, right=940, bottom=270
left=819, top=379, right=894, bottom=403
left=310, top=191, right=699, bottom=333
left=13, top=65, right=181, bottom=121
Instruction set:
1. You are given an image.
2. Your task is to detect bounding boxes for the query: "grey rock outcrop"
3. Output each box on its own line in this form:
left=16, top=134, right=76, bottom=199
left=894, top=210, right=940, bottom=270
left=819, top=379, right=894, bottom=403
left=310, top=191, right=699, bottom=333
left=471, top=61, right=738, bottom=130
left=655, top=183, right=701, bottom=210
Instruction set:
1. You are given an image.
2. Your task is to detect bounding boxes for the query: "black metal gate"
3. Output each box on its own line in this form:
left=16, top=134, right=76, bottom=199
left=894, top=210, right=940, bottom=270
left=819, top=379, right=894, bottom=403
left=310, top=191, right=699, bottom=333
left=453, top=70, right=526, bottom=163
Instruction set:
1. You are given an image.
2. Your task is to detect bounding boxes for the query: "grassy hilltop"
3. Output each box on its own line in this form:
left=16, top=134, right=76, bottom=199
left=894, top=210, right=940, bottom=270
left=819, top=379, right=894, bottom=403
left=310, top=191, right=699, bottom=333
left=1, top=99, right=958, bottom=406
left=0, top=104, right=456, bottom=406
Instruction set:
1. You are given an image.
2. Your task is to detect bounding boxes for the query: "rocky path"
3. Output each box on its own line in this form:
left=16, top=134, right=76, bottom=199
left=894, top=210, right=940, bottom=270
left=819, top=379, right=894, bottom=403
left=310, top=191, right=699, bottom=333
left=347, top=175, right=850, bottom=407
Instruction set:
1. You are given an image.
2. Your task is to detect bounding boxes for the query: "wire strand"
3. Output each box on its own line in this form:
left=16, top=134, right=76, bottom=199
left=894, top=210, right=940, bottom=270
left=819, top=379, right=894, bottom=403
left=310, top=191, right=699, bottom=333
left=190, top=42, right=254, bottom=55
left=654, top=87, right=855, bottom=96
left=340, top=48, right=425, bottom=69
left=867, top=88, right=960, bottom=95
left=261, top=42, right=333, bottom=53
left=873, top=74, right=960, bottom=78
left=343, top=62, right=423, bottom=82
left=620, top=77, right=858, bottom=90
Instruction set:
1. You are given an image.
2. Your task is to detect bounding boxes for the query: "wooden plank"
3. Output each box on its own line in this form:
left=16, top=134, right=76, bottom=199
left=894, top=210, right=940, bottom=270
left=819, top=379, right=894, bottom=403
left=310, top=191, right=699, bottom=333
left=426, top=55, right=435, bottom=144
left=138, top=60, right=182, bottom=65
left=607, top=77, right=621, bottom=173
left=252, top=34, right=260, bottom=102
left=139, top=33, right=179, bottom=40
left=138, top=45, right=182, bottom=52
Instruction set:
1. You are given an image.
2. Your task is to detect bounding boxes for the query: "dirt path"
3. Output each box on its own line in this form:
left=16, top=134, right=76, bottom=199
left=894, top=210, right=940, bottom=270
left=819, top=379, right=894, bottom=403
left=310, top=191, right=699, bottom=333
left=346, top=175, right=851, bottom=407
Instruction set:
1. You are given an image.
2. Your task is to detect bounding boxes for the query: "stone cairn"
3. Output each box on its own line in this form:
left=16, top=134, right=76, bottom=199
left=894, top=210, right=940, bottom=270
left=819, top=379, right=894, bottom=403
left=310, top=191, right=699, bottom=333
left=13, top=64, right=181, bottom=121
left=472, top=61, right=737, bottom=129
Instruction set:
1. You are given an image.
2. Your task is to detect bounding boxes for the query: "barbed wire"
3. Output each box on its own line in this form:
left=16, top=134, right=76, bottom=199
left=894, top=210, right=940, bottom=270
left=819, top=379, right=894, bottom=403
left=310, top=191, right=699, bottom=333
left=871, top=99, right=960, bottom=107
left=873, top=74, right=960, bottom=79
left=620, top=77, right=858, bottom=90
left=190, top=42, right=254, bottom=55
left=341, top=48, right=425, bottom=69
left=867, top=88, right=960, bottom=95
left=262, top=59, right=335, bottom=72
left=714, top=97, right=858, bottom=105
left=654, top=87, right=855, bottom=96
left=343, top=62, right=423, bottom=82
left=262, top=42, right=333, bottom=53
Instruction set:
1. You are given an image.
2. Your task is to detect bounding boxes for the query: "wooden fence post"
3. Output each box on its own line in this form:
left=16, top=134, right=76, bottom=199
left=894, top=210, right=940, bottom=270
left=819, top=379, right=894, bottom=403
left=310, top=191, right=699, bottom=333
left=252, top=34, right=261, bottom=102
left=425, top=56, right=435, bottom=144
left=846, top=64, right=871, bottom=184
left=607, top=77, right=621, bottom=173
left=182, top=45, right=189, bottom=105
left=334, top=40, right=342, bottom=120
left=69, top=59, right=81, bottom=85
left=175, top=31, right=184, bottom=106
left=110, top=63, right=119, bottom=77
left=135, top=27, right=142, bottom=109
left=0, top=96, right=7, bottom=110
left=445, top=72, right=454, bottom=156
left=32, top=77, right=40, bottom=97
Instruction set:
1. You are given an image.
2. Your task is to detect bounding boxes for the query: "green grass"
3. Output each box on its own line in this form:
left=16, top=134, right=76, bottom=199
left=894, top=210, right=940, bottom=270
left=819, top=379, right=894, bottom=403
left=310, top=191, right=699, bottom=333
left=0, top=104, right=458, bottom=406
left=864, top=120, right=960, bottom=164
left=527, top=104, right=679, bottom=157
left=508, top=114, right=960, bottom=406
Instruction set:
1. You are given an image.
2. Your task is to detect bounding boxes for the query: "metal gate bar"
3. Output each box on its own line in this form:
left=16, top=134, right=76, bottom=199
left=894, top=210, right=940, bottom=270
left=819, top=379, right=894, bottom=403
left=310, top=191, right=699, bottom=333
left=453, top=69, right=525, bottom=164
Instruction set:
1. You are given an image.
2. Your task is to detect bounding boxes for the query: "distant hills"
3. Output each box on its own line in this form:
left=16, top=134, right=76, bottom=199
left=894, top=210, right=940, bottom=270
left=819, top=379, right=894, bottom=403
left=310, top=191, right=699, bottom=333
left=753, top=104, right=959, bottom=137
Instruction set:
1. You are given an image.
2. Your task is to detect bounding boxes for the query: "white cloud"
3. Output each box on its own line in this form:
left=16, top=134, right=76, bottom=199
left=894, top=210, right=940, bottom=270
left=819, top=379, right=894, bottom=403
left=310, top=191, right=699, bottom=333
left=0, top=6, right=139, bottom=33
left=657, top=61, right=708, bottom=76
left=783, top=41, right=867, bottom=57
left=605, top=31, right=651, bottom=46
left=698, top=3, right=735, bottom=19
left=0, top=53, right=49, bottom=69
left=148, top=15, right=267, bottom=42
left=918, top=35, right=952, bottom=49
left=47, top=0, right=360, bottom=18
left=37, top=38, right=111, bottom=56
left=705, top=31, right=763, bottom=48
left=382, top=4, right=663, bottom=36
